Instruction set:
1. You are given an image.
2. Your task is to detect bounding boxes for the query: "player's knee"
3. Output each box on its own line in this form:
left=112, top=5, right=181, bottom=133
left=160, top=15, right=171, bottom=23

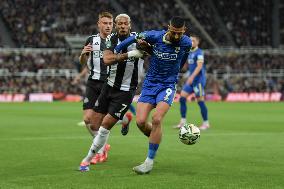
left=83, top=114, right=92, bottom=125
left=197, top=96, right=204, bottom=102
left=180, top=91, right=188, bottom=98
left=152, top=115, right=162, bottom=126
left=136, top=118, right=146, bottom=128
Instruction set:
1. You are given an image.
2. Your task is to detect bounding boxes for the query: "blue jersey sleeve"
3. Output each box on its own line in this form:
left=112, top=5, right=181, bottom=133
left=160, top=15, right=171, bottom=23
left=180, top=52, right=189, bottom=70
left=180, top=39, right=192, bottom=70
left=136, top=30, right=159, bottom=45
left=196, top=50, right=204, bottom=62
left=115, top=30, right=160, bottom=53
left=114, top=35, right=136, bottom=53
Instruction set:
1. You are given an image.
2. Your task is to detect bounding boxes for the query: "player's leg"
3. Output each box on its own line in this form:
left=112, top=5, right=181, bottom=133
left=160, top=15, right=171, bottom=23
left=83, top=109, right=97, bottom=136
left=79, top=110, right=107, bottom=171
left=174, top=84, right=193, bottom=128
left=193, top=83, right=210, bottom=130
left=129, top=103, right=136, bottom=115
left=115, top=104, right=134, bottom=135
left=82, top=80, right=104, bottom=136
left=79, top=87, right=135, bottom=171
left=78, top=81, right=109, bottom=165
left=82, top=113, right=118, bottom=162
left=119, top=103, right=136, bottom=135
left=120, top=111, right=133, bottom=135
left=133, top=86, right=174, bottom=174
left=135, top=86, right=156, bottom=137
left=113, top=90, right=136, bottom=136
left=195, top=83, right=209, bottom=130
left=133, top=102, right=170, bottom=174
left=79, top=84, right=110, bottom=171
left=136, top=102, right=155, bottom=137
left=89, top=81, right=112, bottom=161
left=150, top=101, right=170, bottom=143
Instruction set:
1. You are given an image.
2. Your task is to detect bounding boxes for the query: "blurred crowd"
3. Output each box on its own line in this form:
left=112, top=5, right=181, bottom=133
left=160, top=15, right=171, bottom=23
left=0, top=0, right=276, bottom=48
left=1, top=76, right=83, bottom=94
left=0, top=52, right=76, bottom=72
left=0, top=52, right=283, bottom=96
left=0, top=0, right=115, bottom=47
left=281, top=1, right=284, bottom=45
left=204, top=54, right=284, bottom=97
left=0, top=52, right=83, bottom=94
left=213, top=0, right=272, bottom=46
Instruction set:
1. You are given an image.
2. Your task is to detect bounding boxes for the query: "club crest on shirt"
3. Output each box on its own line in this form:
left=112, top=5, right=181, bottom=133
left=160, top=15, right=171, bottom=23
left=106, top=40, right=111, bottom=48
left=175, top=47, right=180, bottom=53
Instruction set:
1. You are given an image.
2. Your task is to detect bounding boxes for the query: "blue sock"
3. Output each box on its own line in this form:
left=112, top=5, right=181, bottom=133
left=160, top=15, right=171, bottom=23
left=179, top=97, right=187, bottom=118
left=198, top=101, right=208, bottom=121
left=129, top=104, right=136, bottom=116
left=147, top=143, right=159, bottom=159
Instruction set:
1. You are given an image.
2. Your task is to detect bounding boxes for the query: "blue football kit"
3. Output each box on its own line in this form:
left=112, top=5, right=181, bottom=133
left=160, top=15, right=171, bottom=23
left=182, top=48, right=206, bottom=97
left=115, top=30, right=192, bottom=106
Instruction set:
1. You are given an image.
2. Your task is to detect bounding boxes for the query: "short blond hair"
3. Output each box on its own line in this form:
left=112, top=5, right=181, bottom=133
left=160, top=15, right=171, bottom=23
left=115, top=13, right=131, bottom=23
left=99, top=12, right=113, bottom=20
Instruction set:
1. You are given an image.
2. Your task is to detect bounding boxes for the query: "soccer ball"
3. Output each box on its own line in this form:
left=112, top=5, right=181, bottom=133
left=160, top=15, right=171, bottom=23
left=179, top=123, right=200, bottom=145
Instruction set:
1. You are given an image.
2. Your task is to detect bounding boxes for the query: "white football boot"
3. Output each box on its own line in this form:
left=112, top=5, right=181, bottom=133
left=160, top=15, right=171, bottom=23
left=133, top=161, right=153, bottom=174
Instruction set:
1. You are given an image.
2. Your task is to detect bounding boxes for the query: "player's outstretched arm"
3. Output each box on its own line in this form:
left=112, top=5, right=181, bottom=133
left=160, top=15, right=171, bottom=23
left=103, top=49, right=143, bottom=65
left=103, top=50, right=128, bottom=65
left=114, top=36, right=136, bottom=53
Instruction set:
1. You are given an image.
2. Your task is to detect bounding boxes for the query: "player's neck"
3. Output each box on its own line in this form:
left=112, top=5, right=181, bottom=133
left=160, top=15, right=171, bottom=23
left=118, top=34, right=130, bottom=41
left=191, top=47, right=198, bottom=51
left=99, top=33, right=108, bottom=39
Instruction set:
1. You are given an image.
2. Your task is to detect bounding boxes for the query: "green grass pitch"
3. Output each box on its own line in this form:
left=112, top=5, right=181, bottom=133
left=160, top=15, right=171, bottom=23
left=0, top=102, right=283, bottom=189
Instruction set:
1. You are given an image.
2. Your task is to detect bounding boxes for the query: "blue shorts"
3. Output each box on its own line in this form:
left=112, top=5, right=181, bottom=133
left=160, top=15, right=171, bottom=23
left=138, top=80, right=176, bottom=106
left=182, top=82, right=205, bottom=97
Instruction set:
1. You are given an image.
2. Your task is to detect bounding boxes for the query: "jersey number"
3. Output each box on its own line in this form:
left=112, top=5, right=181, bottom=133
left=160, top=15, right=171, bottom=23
left=119, top=104, right=127, bottom=113
left=164, top=88, right=173, bottom=101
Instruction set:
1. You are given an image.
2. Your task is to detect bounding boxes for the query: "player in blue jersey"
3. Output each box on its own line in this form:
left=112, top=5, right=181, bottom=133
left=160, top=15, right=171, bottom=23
left=115, top=16, right=192, bottom=174
left=174, top=34, right=209, bottom=130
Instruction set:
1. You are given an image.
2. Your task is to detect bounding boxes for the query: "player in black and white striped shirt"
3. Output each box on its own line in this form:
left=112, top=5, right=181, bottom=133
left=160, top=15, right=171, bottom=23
left=79, top=14, right=145, bottom=171
left=78, top=12, right=114, bottom=164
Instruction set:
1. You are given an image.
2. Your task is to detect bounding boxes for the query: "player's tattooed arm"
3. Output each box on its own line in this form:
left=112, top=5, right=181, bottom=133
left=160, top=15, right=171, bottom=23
left=103, top=50, right=128, bottom=65
left=103, top=49, right=143, bottom=65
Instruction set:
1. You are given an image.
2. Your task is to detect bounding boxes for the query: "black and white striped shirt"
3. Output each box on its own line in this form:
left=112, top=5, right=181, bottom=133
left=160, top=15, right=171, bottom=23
left=85, top=34, right=108, bottom=81
left=105, top=32, right=143, bottom=91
